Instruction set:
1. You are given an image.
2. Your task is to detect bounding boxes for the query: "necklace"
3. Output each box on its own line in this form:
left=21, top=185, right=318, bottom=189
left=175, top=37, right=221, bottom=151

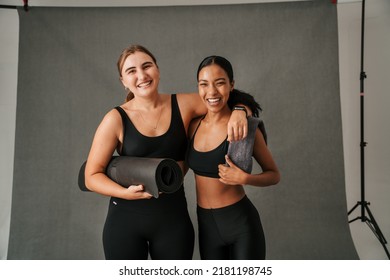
left=137, top=106, right=163, bottom=130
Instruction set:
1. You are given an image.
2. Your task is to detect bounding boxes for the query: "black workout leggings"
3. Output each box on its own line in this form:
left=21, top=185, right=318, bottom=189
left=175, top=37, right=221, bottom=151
left=103, top=188, right=194, bottom=260
left=197, top=195, right=265, bottom=260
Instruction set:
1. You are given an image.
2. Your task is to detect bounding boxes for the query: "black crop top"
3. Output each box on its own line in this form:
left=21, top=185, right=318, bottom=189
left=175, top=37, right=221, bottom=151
left=186, top=117, right=229, bottom=178
left=116, top=94, right=187, bottom=161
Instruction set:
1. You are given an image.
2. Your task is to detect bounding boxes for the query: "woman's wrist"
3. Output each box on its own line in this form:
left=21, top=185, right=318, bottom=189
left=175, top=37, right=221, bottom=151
left=232, top=105, right=248, bottom=118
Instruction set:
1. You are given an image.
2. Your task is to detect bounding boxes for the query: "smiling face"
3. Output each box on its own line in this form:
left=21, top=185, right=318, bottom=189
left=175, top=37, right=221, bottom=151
left=197, top=64, right=234, bottom=114
left=120, top=51, right=160, bottom=98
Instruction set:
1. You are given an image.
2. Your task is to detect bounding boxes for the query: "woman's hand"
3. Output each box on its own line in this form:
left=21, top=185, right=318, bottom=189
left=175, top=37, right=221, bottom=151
left=228, top=110, right=248, bottom=142
left=218, top=155, right=247, bottom=186
left=124, top=184, right=154, bottom=200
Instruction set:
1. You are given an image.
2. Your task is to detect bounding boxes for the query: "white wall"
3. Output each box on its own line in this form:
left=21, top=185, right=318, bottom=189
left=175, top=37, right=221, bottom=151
left=338, top=0, right=390, bottom=260
left=0, top=0, right=389, bottom=260
left=0, top=8, right=18, bottom=260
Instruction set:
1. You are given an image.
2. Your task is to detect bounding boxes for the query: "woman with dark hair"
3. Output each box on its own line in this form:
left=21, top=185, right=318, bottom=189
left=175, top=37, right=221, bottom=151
left=186, top=55, right=280, bottom=259
left=84, top=45, right=250, bottom=260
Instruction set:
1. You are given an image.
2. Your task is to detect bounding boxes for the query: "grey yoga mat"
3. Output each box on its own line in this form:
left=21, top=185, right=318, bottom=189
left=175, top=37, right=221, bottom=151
left=78, top=156, right=183, bottom=198
left=226, top=117, right=263, bottom=173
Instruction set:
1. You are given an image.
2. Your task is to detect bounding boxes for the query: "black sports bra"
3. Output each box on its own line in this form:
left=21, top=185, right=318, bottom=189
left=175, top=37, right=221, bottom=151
left=186, top=117, right=229, bottom=178
left=116, top=94, right=187, bottom=161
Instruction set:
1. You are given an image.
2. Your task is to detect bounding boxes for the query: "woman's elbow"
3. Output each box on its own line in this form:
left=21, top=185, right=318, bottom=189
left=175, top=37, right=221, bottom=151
left=271, top=171, right=281, bottom=186
left=84, top=174, right=93, bottom=191
left=84, top=169, right=100, bottom=192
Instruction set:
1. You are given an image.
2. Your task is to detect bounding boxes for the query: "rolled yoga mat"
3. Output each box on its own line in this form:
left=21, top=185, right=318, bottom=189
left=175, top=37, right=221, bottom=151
left=78, top=156, right=183, bottom=198
left=227, top=117, right=263, bottom=173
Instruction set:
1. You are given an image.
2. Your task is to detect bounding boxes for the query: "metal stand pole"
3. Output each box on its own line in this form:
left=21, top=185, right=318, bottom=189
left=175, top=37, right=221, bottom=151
left=347, top=0, right=389, bottom=260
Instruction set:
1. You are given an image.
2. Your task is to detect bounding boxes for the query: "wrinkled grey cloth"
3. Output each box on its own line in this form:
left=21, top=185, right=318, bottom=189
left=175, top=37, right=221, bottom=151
left=227, top=117, right=263, bottom=173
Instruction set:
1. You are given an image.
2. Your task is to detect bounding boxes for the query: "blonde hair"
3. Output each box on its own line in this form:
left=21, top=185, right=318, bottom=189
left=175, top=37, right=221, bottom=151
left=117, top=44, right=158, bottom=102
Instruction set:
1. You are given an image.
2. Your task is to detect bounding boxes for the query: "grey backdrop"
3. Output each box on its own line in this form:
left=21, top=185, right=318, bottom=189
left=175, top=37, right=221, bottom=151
left=9, top=1, right=359, bottom=259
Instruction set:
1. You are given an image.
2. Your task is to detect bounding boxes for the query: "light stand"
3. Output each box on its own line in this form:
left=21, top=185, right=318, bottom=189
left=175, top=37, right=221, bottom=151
left=347, top=0, right=389, bottom=259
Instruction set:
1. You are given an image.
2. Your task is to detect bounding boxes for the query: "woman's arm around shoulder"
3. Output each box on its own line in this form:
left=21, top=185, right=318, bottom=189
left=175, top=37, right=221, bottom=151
left=176, top=93, right=206, bottom=123
left=176, top=93, right=248, bottom=140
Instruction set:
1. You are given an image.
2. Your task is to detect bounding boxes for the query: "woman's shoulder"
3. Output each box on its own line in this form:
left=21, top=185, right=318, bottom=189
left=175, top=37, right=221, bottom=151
left=99, top=107, right=123, bottom=128
left=188, top=115, right=204, bottom=138
left=106, top=106, right=122, bottom=117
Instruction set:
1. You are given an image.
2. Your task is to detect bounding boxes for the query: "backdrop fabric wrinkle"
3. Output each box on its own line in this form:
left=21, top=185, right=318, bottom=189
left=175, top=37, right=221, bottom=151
left=9, top=1, right=358, bottom=259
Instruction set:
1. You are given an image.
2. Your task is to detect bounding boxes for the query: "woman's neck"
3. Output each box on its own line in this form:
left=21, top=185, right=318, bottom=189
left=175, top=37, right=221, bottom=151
left=132, top=93, right=161, bottom=111
left=203, top=107, right=231, bottom=125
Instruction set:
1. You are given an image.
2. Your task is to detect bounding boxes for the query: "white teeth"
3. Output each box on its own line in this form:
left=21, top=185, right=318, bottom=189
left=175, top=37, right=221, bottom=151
left=207, top=98, right=220, bottom=104
left=138, top=81, right=152, bottom=88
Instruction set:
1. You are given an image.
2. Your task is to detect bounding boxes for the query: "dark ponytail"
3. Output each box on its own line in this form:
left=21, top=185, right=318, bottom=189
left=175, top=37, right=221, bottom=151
left=227, top=89, right=262, bottom=118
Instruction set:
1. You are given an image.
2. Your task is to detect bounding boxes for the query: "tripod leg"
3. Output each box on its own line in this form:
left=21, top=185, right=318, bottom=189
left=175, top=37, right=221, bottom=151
left=363, top=204, right=390, bottom=259
left=364, top=204, right=388, bottom=244
left=348, top=202, right=360, bottom=216
left=348, top=202, right=362, bottom=222
left=349, top=217, right=361, bottom=223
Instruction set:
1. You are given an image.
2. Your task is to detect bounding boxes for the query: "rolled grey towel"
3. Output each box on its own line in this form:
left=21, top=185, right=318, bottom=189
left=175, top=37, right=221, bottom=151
left=227, top=117, right=263, bottom=173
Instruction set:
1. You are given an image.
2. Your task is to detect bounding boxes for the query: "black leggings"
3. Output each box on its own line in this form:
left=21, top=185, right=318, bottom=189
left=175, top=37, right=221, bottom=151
left=103, top=188, right=194, bottom=260
left=197, top=195, right=265, bottom=260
